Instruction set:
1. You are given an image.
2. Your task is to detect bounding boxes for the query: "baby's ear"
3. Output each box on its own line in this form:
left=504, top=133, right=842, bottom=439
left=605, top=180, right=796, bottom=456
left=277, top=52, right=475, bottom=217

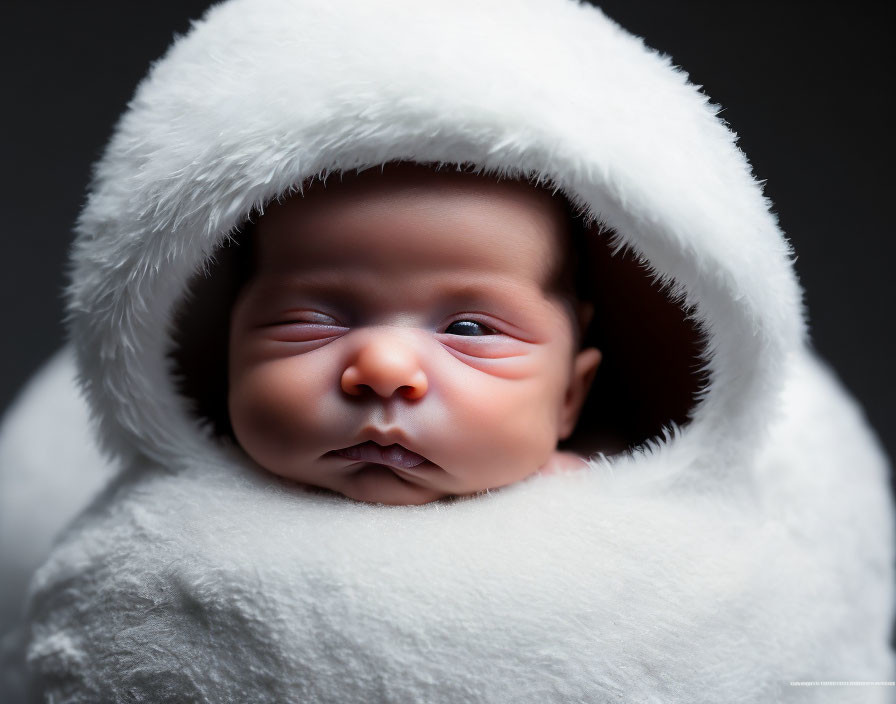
left=558, top=347, right=602, bottom=440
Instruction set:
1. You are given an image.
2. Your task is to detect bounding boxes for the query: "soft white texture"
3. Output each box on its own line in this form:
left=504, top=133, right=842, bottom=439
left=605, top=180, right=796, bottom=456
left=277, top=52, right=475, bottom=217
left=3, top=0, right=893, bottom=701
left=0, top=349, right=112, bottom=700
left=0, top=349, right=113, bottom=626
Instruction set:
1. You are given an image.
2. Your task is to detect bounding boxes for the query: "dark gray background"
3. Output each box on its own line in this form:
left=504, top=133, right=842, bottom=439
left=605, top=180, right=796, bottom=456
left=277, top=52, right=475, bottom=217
left=2, top=1, right=893, bottom=486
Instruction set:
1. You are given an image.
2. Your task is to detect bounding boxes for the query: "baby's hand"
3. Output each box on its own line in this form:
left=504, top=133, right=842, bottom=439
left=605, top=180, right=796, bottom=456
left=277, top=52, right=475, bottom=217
left=538, top=450, right=589, bottom=476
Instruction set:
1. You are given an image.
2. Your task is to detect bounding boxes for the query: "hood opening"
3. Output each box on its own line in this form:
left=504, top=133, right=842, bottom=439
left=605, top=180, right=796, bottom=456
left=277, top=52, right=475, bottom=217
left=169, top=182, right=707, bottom=459
left=66, top=0, right=805, bottom=474
left=170, top=232, right=252, bottom=444
left=562, top=218, right=707, bottom=455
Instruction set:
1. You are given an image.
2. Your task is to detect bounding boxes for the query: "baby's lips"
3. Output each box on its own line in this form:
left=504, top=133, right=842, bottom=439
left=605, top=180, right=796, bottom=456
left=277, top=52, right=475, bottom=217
left=330, top=441, right=429, bottom=469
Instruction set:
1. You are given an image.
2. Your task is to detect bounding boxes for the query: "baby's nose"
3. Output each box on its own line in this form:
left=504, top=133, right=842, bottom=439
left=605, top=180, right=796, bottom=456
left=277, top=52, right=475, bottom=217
left=340, top=334, right=428, bottom=400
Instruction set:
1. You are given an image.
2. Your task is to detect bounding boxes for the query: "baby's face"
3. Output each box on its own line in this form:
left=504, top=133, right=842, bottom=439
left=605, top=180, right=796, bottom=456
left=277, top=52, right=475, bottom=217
left=228, top=165, right=600, bottom=505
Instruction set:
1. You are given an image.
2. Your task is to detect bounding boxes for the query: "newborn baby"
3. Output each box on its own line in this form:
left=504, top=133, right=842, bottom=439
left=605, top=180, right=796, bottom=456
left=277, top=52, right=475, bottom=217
left=228, top=163, right=602, bottom=505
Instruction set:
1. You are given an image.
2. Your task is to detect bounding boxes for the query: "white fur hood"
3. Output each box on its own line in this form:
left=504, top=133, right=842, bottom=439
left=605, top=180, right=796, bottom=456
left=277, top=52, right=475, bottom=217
left=68, top=0, right=804, bottom=479
left=17, top=0, right=895, bottom=701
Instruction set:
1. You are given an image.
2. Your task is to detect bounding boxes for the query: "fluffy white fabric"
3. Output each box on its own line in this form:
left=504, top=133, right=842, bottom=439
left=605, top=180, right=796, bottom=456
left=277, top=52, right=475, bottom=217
left=0, top=349, right=112, bottom=627
left=0, top=349, right=112, bottom=700
left=3, top=0, right=894, bottom=701
left=19, top=349, right=896, bottom=704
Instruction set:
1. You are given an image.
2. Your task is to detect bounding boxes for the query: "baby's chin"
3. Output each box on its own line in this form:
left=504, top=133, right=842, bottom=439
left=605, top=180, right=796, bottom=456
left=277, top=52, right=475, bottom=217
left=324, top=464, right=453, bottom=506
left=279, top=451, right=589, bottom=506
left=342, top=452, right=589, bottom=505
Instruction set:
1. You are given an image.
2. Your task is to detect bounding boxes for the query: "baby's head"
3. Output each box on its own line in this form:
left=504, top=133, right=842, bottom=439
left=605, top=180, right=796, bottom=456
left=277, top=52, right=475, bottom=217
left=228, top=162, right=601, bottom=505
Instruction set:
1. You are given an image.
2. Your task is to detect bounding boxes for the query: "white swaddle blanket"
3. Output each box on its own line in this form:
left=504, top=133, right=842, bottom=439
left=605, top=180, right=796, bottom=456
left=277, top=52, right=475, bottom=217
left=2, top=0, right=893, bottom=701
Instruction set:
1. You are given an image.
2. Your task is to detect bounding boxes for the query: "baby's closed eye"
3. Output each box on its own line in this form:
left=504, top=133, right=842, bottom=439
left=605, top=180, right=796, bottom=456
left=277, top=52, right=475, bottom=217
left=271, top=310, right=343, bottom=326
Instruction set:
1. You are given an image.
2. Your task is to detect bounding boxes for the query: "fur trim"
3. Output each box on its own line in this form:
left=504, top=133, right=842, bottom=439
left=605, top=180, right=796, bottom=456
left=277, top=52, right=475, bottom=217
left=68, top=0, right=805, bottom=487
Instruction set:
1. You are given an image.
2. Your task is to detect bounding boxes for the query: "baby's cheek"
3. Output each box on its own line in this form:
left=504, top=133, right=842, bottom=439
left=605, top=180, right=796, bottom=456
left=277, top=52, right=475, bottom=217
left=492, top=389, right=561, bottom=467
left=229, top=361, right=319, bottom=461
left=440, top=374, right=560, bottom=482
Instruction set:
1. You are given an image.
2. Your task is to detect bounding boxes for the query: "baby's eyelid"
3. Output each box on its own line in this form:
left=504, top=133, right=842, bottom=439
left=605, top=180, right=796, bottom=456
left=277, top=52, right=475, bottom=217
left=441, top=312, right=541, bottom=344
left=272, top=310, right=344, bottom=326
left=442, top=315, right=501, bottom=335
left=444, top=318, right=499, bottom=335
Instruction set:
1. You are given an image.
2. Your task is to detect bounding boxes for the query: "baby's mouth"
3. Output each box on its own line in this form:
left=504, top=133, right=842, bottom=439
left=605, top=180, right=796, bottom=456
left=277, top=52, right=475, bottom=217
left=327, top=441, right=431, bottom=470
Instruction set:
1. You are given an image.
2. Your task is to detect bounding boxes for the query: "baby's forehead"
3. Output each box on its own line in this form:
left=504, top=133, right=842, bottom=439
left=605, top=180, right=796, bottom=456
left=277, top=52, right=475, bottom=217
left=251, top=164, right=572, bottom=288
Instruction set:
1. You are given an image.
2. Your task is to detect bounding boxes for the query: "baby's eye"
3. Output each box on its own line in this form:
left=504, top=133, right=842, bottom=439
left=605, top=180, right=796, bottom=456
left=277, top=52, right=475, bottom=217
left=278, top=311, right=341, bottom=326
left=444, top=320, right=497, bottom=336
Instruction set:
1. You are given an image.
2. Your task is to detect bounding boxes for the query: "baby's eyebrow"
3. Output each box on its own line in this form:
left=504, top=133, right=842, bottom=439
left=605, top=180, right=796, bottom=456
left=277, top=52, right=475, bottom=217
left=251, top=273, right=366, bottom=306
